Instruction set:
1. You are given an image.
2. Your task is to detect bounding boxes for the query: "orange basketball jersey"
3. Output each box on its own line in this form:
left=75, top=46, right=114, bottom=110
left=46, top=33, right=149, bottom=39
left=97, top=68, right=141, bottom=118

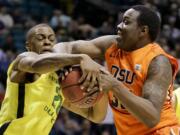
left=105, top=43, right=179, bottom=135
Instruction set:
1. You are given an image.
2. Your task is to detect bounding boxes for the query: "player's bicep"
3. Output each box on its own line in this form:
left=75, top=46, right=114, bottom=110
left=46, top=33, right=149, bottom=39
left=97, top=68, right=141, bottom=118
left=61, top=35, right=118, bottom=60
left=91, top=35, right=119, bottom=58
left=53, top=43, right=70, bottom=53
left=54, top=41, right=102, bottom=59
left=142, top=55, right=172, bottom=112
left=71, top=40, right=104, bottom=59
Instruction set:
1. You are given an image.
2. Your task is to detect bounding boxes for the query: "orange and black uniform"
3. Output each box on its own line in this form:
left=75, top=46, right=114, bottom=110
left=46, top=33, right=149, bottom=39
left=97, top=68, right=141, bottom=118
left=105, top=43, right=180, bottom=135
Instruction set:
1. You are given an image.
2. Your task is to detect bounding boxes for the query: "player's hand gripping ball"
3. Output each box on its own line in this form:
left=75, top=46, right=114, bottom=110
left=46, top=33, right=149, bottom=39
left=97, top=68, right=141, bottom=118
left=60, top=66, right=104, bottom=108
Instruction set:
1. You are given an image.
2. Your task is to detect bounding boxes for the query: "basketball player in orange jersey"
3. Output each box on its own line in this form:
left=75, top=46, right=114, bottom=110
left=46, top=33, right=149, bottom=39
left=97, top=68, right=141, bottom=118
left=57, top=5, right=180, bottom=135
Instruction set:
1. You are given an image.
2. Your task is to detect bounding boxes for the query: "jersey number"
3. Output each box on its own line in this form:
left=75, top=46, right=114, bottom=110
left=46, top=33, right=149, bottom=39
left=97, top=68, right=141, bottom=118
left=52, top=86, right=62, bottom=114
left=111, top=95, right=125, bottom=109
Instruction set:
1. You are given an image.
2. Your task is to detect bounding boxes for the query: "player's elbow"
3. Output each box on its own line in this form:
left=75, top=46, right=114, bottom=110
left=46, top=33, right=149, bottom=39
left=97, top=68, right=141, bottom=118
left=146, top=119, right=159, bottom=128
left=145, top=115, right=160, bottom=128
left=18, top=59, right=39, bottom=74
left=89, top=114, right=106, bottom=124
left=88, top=110, right=106, bottom=124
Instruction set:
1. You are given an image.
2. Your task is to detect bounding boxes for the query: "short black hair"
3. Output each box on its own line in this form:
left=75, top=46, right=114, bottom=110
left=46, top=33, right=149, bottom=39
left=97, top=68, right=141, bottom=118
left=132, top=5, right=161, bottom=41
left=26, top=23, right=52, bottom=41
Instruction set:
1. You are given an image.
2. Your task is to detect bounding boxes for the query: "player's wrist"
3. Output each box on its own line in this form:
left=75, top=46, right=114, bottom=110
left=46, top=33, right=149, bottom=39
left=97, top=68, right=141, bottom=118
left=80, top=54, right=90, bottom=62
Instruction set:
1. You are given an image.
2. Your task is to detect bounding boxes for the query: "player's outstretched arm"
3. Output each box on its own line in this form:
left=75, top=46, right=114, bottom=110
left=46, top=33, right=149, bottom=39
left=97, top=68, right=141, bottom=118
left=63, top=93, right=109, bottom=123
left=12, top=52, right=88, bottom=74
left=11, top=52, right=105, bottom=91
left=54, top=35, right=120, bottom=60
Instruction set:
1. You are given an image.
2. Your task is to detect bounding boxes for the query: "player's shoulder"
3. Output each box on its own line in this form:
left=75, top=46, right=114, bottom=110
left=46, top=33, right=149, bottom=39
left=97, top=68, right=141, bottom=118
left=147, top=55, right=171, bottom=78
left=93, top=35, right=119, bottom=42
left=105, top=35, right=120, bottom=47
left=91, top=35, right=119, bottom=51
left=152, top=55, right=170, bottom=66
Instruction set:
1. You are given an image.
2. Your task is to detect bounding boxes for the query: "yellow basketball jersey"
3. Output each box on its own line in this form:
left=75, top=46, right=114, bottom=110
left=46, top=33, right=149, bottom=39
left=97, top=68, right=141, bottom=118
left=0, top=62, right=64, bottom=135
left=174, top=88, right=180, bottom=123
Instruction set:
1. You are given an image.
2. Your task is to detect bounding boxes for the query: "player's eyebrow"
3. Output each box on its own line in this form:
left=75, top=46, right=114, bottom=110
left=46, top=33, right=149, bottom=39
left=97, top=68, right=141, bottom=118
left=122, top=16, right=130, bottom=21
left=124, top=16, right=129, bottom=19
left=35, top=33, right=54, bottom=37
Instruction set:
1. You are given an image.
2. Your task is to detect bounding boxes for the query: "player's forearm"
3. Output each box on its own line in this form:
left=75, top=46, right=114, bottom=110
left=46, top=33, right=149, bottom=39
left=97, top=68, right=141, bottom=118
left=61, top=40, right=104, bottom=60
left=111, top=81, right=160, bottom=128
left=87, top=93, right=108, bottom=123
left=62, top=100, right=90, bottom=120
left=63, top=94, right=108, bottom=123
left=24, top=53, right=86, bottom=74
left=62, top=100, right=103, bottom=123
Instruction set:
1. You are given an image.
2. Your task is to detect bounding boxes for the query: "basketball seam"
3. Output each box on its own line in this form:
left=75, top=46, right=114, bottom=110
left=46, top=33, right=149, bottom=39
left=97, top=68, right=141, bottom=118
left=62, top=83, right=81, bottom=89
left=70, top=90, right=100, bottom=103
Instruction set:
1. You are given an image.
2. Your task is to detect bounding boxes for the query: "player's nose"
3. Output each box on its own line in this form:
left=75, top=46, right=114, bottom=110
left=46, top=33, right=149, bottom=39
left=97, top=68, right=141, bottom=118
left=117, top=23, right=123, bottom=31
left=44, top=38, right=51, bottom=46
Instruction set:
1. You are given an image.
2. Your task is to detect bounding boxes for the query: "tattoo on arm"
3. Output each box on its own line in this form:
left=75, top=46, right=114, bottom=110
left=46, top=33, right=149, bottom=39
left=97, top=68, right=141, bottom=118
left=142, top=55, right=172, bottom=112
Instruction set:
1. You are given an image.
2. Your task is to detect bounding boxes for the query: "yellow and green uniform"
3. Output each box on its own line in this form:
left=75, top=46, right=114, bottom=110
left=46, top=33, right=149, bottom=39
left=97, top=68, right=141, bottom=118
left=174, top=88, right=180, bottom=123
left=0, top=62, right=64, bottom=135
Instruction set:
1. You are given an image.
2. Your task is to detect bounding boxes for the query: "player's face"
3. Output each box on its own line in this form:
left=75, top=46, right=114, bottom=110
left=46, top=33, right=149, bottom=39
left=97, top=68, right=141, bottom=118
left=117, top=9, right=142, bottom=51
left=29, top=26, right=56, bottom=54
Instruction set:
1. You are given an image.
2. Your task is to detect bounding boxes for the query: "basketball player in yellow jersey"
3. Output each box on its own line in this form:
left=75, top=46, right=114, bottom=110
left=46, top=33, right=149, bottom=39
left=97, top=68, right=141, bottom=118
left=172, top=87, right=180, bottom=123
left=0, top=24, right=108, bottom=135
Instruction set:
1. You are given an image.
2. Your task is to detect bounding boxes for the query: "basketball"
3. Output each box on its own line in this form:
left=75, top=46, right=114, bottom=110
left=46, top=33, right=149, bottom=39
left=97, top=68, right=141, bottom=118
left=60, top=66, right=104, bottom=108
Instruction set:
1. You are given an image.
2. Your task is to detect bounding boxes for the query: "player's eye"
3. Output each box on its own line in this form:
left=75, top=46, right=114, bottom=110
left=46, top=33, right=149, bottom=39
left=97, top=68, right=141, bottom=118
left=49, top=35, right=55, bottom=42
left=36, top=35, right=44, bottom=40
left=123, top=19, right=129, bottom=25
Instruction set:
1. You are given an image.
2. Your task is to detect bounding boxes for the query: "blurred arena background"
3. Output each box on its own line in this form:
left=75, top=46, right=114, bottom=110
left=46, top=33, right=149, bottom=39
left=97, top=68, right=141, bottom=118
left=0, top=0, right=179, bottom=134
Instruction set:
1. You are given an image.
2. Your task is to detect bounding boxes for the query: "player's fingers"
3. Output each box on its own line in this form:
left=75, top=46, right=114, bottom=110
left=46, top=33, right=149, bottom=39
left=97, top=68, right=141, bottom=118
left=97, top=74, right=102, bottom=91
left=83, top=86, right=99, bottom=95
left=68, top=67, right=72, bottom=72
left=92, top=86, right=99, bottom=91
left=87, top=72, right=97, bottom=92
left=89, top=86, right=99, bottom=92
left=65, top=66, right=73, bottom=72
left=100, top=67, right=110, bottom=75
left=59, top=72, right=65, bottom=81
left=63, top=66, right=72, bottom=76
left=79, top=71, right=88, bottom=89
left=81, top=72, right=92, bottom=90
left=63, top=68, right=68, bottom=76
left=58, top=68, right=64, bottom=80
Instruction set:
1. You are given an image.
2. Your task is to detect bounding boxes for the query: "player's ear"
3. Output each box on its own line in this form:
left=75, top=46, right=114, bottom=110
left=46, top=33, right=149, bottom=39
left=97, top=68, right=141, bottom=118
left=143, top=26, right=149, bottom=33
left=25, top=41, right=30, bottom=51
left=140, top=25, right=149, bottom=36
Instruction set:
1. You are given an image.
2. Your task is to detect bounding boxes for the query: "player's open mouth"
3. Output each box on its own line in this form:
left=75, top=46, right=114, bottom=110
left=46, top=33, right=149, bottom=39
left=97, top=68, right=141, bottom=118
left=117, top=30, right=122, bottom=35
left=42, top=49, right=52, bottom=53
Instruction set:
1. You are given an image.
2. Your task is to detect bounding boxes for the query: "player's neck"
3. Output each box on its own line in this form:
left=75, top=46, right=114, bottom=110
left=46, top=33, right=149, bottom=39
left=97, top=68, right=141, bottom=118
left=134, top=38, right=152, bottom=50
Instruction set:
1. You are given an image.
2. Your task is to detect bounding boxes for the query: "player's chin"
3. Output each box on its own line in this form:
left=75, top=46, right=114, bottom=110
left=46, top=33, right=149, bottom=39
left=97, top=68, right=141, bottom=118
left=116, top=35, right=123, bottom=45
left=117, top=33, right=123, bottom=41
